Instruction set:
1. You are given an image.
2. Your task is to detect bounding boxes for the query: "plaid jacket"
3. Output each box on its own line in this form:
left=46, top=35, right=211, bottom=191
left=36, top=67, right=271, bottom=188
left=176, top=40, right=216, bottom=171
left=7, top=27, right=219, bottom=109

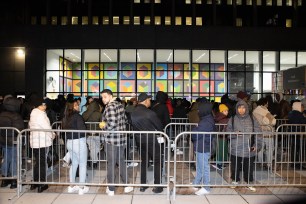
left=101, top=99, right=127, bottom=146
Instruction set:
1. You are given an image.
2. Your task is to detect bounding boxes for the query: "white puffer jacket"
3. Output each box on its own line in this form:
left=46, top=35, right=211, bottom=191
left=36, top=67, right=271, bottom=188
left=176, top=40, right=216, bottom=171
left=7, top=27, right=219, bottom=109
left=29, top=108, right=53, bottom=148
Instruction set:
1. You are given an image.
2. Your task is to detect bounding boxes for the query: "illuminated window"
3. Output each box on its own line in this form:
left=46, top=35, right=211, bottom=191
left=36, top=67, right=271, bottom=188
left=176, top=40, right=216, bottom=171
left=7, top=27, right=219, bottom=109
left=103, top=16, right=109, bottom=25
left=266, top=0, right=272, bottom=6
left=61, top=16, right=68, bottom=25
left=144, top=0, right=150, bottom=3
left=31, top=16, right=37, bottom=25
left=155, top=0, right=161, bottom=3
left=227, top=0, right=232, bottom=5
left=196, top=17, right=202, bottom=26
left=196, top=0, right=202, bottom=4
left=186, top=0, right=191, bottom=4
left=72, top=16, right=78, bottom=25
left=207, top=0, right=212, bottom=4
left=236, top=18, right=242, bottom=27
left=186, top=17, right=192, bottom=26
left=257, top=0, right=262, bottom=5
left=298, top=0, right=302, bottom=6
left=51, top=16, right=57, bottom=25
left=236, top=0, right=242, bottom=5
left=155, top=16, right=161, bottom=25
left=113, top=16, right=119, bottom=25
left=175, top=17, right=182, bottom=25
left=123, top=16, right=130, bottom=25
left=286, top=0, right=292, bottom=6
left=246, top=0, right=252, bottom=5
left=216, top=0, right=221, bottom=4
left=144, top=16, right=151, bottom=25
left=165, top=16, right=171, bottom=25
left=93, top=16, right=99, bottom=25
left=277, top=0, right=282, bottom=6
left=134, top=16, right=140, bottom=25
left=82, top=16, right=88, bottom=25
left=134, top=0, right=140, bottom=3
left=41, top=16, right=47, bottom=25
left=286, top=19, right=292, bottom=27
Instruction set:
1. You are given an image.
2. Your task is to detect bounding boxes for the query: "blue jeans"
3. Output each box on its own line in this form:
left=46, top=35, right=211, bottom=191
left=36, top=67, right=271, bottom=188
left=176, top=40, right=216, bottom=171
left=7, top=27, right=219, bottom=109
left=1, top=146, right=17, bottom=177
left=193, top=152, right=210, bottom=191
left=67, top=137, right=87, bottom=184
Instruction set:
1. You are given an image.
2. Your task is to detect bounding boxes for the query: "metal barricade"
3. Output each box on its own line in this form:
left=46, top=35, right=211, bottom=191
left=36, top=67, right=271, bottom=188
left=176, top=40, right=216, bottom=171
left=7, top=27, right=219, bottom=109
left=170, top=118, right=189, bottom=123
left=275, top=119, right=288, bottom=130
left=17, top=129, right=171, bottom=198
left=172, top=131, right=306, bottom=199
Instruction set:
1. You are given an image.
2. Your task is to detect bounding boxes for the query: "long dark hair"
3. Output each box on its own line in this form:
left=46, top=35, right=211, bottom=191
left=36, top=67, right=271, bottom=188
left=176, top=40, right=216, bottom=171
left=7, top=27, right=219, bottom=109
left=62, top=100, right=77, bottom=128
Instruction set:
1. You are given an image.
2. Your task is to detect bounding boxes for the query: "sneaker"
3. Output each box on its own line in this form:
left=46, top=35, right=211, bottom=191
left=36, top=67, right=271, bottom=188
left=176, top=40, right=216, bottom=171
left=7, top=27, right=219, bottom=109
left=68, top=185, right=79, bottom=193
left=195, top=187, right=209, bottom=195
left=124, top=186, right=134, bottom=193
left=127, top=162, right=139, bottom=167
left=106, top=187, right=114, bottom=196
left=230, top=181, right=239, bottom=189
left=78, top=186, right=89, bottom=195
left=176, top=149, right=184, bottom=155
left=247, top=186, right=256, bottom=192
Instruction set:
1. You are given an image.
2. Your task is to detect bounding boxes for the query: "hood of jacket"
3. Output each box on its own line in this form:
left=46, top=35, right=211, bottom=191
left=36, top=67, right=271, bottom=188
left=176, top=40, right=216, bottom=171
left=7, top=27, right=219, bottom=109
left=3, top=97, right=21, bottom=112
left=198, top=102, right=213, bottom=118
left=235, top=99, right=249, bottom=118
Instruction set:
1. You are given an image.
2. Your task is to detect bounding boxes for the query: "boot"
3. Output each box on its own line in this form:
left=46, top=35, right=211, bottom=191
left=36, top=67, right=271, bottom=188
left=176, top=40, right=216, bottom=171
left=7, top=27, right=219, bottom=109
left=1, top=177, right=11, bottom=187
left=37, top=184, right=49, bottom=193
left=10, top=180, right=17, bottom=189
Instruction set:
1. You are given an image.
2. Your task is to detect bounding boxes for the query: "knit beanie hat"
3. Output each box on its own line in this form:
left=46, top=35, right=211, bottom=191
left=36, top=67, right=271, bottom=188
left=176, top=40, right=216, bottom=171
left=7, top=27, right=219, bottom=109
left=219, top=104, right=228, bottom=113
left=292, top=102, right=302, bottom=112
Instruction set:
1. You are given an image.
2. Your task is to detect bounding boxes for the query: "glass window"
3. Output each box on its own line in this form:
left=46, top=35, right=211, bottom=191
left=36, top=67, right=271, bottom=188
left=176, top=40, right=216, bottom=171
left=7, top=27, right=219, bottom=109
left=93, top=16, right=99, bottom=25
left=207, top=0, right=212, bottom=4
left=155, top=16, right=161, bottom=25
left=298, top=0, right=302, bottom=6
left=51, top=16, right=57, bottom=25
left=123, top=16, right=130, bottom=25
left=266, top=0, right=272, bottom=6
left=72, top=16, right=78, bottom=25
left=236, top=18, right=242, bottom=27
left=84, top=49, right=100, bottom=97
left=144, top=0, right=150, bottom=3
left=211, top=50, right=226, bottom=101
left=156, top=49, right=173, bottom=94
left=246, top=51, right=259, bottom=71
left=186, top=0, right=191, bottom=4
left=64, top=49, right=82, bottom=96
left=61, top=16, right=68, bottom=25
left=286, top=0, right=292, bottom=6
left=136, top=49, right=154, bottom=96
left=113, top=16, right=119, bottom=25
left=297, top=52, right=306, bottom=66
left=257, top=0, right=262, bottom=6
left=155, top=0, right=161, bottom=3
left=227, top=0, right=232, bottom=5
left=120, top=49, right=137, bottom=97
left=165, top=16, right=171, bottom=25
left=41, top=16, right=47, bottom=25
left=246, top=0, right=252, bottom=5
left=280, top=51, right=296, bottom=70
left=196, top=0, right=202, bottom=4
left=196, top=17, right=202, bottom=26
left=31, top=16, right=37, bottom=25
left=277, top=0, right=282, bottom=6
left=46, top=49, right=63, bottom=99
left=263, top=73, right=272, bottom=93
left=144, top=16, right=150, bottom=25
left=82, top=16, right=88, bottom=25
left=263, top=51, right=277, bottom=71
left=103, top=16, right=109, bottom=25
left=286, top=19, right=292, bottom=27
left=236, top=0, right=242, bottom=5
left=134, top=16, right=140, bottom=25
left=175, top=17, right=182, bottom=25
left=101, top=49, right=118, bottom=95
left=186, top=17, right=192, bottom=25
left=134, top=0, right=140, bottom=3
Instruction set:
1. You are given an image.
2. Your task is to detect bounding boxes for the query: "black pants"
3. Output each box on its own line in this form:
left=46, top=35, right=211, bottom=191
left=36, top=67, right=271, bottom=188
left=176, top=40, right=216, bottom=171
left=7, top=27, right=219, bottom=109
left=291, top=136, right=302, bottom=164
left=33, top=148, right=48, bottom=182
left=230, top=155, right=255, bottom=183
left=137, top=138, right=162, bottom=185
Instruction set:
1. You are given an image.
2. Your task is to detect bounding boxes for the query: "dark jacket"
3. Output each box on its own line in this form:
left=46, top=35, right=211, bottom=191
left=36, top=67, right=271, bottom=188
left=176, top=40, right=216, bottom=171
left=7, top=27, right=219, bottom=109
left=152, top=103, right=170, bottom=129
left=288, top=110, right=306, bottom=132
left=82, top=101, right=101, bottom=130
left=191, top=102, right=215, bottom=153
left=0, top=97, right=24, bottom=146
left=130, top=104, right=163, bottom=143
left=62, top=112, right=86, bottom=140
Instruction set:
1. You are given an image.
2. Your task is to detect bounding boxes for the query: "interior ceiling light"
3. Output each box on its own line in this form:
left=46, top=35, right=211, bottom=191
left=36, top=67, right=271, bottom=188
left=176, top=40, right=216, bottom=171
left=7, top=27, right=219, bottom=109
left=137, top=52, right=141, bottom=61
left=16, top=48, right=25, bottom=57
left=167, top=52, right=173, bottom=62
left=195, top=53, right=206, bottom=62
left=103, top=52, right=112, bottom=61
left=228, top=54, right=238, bottom=60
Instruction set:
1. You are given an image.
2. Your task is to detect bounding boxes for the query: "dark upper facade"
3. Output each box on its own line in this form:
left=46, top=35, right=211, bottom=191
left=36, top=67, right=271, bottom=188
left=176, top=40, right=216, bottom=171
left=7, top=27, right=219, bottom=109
left=1, top=0, right=306, bottom=96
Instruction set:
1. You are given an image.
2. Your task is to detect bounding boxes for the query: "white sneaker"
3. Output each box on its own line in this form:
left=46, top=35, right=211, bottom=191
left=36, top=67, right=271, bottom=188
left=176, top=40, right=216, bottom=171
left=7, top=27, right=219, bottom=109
left=230, top=181, right=239, bottom=189
left=176, top=149, right=184, bottom=155
left=195, top=187, right=209, bottom=195
left=127, top=162, right=139, bottom=167
left=247, top=186, right=256, bottom=192
left=68, top=185, right=79, bottom=193
left=106, top=187, right=115, bottom=196
left=78, top=186, right=89, bottom=195
left=124, top=186, right=134, bottom=193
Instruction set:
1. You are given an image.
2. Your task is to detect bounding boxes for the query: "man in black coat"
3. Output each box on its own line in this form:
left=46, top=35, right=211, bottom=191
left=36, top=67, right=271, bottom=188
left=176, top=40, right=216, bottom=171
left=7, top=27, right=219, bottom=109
left=130, top=93, right=164, bottom=194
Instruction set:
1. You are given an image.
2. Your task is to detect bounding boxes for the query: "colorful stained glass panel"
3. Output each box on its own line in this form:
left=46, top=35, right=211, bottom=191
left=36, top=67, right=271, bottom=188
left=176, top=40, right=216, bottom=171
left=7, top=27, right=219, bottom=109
left=120, top=80, right=135, bottom=92
left=156, top=80, right=167, bottom=92
left=156, top=64, right=167, bottom=79
left=104, top=63, right=118, bottom=79
left=72, top=80, right=81, bottom=92
left=87, top=80, right=100, bottom=93
left=137, top=80, right=152, bottom=93
left=137, top=64, right=151, bottom=79
left=215, top=72, right=225, bottom=80
left=104, top=80, right=117, bottom=92
left=215, top=81, right=225, bottom=93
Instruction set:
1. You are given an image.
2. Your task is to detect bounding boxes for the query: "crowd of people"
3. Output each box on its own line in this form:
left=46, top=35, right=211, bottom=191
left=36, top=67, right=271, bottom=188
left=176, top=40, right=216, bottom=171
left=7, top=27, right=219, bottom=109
left=0, top=90, right=305, bottom=196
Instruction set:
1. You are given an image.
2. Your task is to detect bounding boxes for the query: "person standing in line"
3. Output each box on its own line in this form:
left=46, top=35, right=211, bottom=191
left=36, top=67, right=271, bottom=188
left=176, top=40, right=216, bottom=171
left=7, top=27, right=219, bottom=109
left=191, top=102, right=215, bottom=195
left=130, top=93, right=164, bottom=194
left=0, top=96, right=24, bottom=189
left=100, top=89, right=133, bottom=196
left=28, top=98, right=55, bottom=193
left=62, top=100, right=89, bottom=195
left=226, top=99, right=263, bottom=192
left=252, top=97, right=276, bottom=170
left=82, top=100, right=101, bottom=169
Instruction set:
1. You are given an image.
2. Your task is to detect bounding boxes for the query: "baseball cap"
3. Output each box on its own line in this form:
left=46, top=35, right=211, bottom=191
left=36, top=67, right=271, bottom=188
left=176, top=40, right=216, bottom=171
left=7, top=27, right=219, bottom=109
left=138, top=93, right=152, bottom=102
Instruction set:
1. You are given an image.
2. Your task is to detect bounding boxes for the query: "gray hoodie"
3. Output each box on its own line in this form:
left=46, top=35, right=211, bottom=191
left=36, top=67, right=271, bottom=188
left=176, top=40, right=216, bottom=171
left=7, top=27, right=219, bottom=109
left=226, top=100, right=263, bottom=158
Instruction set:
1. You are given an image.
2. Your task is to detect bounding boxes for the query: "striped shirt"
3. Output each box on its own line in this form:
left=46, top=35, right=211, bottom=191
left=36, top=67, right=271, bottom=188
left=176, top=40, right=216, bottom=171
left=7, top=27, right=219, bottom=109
left=101, top=99, right=127, bottom=146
